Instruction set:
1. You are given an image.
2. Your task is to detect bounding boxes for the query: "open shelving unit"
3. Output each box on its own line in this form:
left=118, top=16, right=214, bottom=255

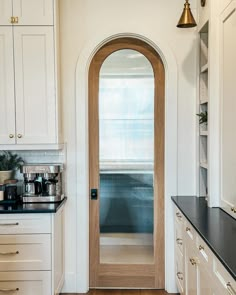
left=199, top=21, right=209, bottom=199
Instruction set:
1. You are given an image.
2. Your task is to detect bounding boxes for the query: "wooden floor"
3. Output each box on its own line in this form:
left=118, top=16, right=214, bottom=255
left=61, top=290, right=178, bottom=295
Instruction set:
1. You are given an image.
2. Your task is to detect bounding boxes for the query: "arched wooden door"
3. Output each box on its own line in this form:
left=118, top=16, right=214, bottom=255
left=89, top=38, right=165, bottom=288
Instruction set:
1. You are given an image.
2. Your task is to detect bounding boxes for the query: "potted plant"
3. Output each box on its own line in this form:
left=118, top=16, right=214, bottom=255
left=0, top=151, right=24, bottom=184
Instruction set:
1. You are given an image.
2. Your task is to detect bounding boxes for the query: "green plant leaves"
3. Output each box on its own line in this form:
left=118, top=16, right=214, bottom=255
left=0, top=151, right=24, bottom=171
left=196, top=111, right=208, bottom=125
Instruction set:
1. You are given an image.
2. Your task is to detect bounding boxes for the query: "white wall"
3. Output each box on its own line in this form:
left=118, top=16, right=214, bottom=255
left=59, top=0, right=198, bottom=292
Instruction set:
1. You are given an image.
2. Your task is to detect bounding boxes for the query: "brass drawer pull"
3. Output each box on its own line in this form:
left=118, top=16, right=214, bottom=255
left=0, top=222, right=19, bottom=226
left=186, top=227, right=191, bottom=232
left=177, top=272, right=184, bottom=280
left=190, top=258, right=197, bottom=265
left=226, top=282, right=236, bottom=295
left=10, top=16, right=19, bottom=24
left=199, top=245, right=204, bottom=251
left=0, top=288, right=19, bottom=292
left=17, top=134, right=22, bottom=138
left=0, top=251, right=19, bottom=255
left=176, top=212, right=182, bottom=219
left=176, top=238, right=183, bottom=245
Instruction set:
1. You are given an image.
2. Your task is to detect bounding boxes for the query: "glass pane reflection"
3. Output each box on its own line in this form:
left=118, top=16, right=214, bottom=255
left=99, top=50, right=154, bottom=264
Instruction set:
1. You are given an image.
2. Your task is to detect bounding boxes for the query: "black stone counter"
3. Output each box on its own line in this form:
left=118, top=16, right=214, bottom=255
left=172, top=196, right=236, bottom=280
left=0, top=197, right=67, bottom=214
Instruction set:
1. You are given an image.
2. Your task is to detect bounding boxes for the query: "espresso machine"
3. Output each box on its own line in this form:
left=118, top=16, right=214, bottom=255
left=20, top=164, right=64, bottom=203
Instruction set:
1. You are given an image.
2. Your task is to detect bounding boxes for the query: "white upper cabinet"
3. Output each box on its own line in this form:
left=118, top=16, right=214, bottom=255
left=14, top=26, right=56, bottom=144
left=0, top=0, right=53, bottom=25
left=0, top=0, right=61, bottom=147
left=220, top=1, right=236, bottom=218
left=0, top=26, right=16, bottom=144
left=0, top=0, right=13, bottom=25
left=13, top=0, right=54, bottom=25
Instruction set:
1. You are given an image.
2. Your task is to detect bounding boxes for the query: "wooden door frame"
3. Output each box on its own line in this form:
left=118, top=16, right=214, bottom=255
left=89, top=37, right=165, bottom=288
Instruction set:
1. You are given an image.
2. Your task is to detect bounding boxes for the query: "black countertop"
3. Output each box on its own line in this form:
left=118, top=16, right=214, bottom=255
left=172, top=196, right=236, bottom=280
left=0, top=197, right=67, bottom=214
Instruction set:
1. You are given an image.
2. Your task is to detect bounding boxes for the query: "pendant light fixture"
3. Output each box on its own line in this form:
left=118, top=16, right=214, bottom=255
left=177, top=0, right=197, bottom=28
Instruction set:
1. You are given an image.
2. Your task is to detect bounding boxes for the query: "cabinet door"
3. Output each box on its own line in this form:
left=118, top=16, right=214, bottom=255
left=13, top=0, right=53, bottom=25
left=0, top=26, right=16, bottom=144
left=14, top=26, right=57, bottom=144
left=220, top=1, right=236, bottom=218
left=0, top=0, right=13, bottom=25
left=185, top=239, right=197, bottom=295
left=198, top=263, right=213, bottom=295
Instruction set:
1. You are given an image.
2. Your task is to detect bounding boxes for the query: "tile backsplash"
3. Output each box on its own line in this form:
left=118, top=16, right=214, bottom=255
left=9, top=147, right=67, bottom=194
left=15, top=149, right=65, bottom=165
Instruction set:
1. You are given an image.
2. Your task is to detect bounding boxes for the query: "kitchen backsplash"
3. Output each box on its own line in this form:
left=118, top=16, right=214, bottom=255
left=8, top=147, right=67, bottom=194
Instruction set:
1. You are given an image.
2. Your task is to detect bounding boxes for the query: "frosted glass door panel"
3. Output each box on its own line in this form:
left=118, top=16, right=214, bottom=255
left=98, top=50, right=155, bottom=264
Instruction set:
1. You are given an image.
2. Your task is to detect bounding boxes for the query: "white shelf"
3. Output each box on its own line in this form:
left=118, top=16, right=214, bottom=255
left=201, top=63, right=208, bottom=73
left=200, top=98, right=208, bottom=104
left=200, top=131, right=208, bottom=136
left=199, top=25, right=209, bottom=199
left=200, top=162, right=208, bottom=169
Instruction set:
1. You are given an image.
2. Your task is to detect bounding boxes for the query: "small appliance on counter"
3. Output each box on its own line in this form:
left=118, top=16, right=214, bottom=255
left=20, top=164, right=64, bottom=203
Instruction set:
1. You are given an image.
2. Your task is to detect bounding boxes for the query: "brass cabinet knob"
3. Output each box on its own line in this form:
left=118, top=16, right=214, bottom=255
left=190, top=258, right=197, bottom=266
left=10, top=16, right=19, bottom=24
left=199, top=245, right=204, bottom=251
left=176, top=238, right=183, bottom=245
left=17, top=134, right=22, bottom=138
left=176, top=212, right=182, bottom=219
left=177, top=272, right=184, bottom=280
left=9, top=134, right=14, bottom=138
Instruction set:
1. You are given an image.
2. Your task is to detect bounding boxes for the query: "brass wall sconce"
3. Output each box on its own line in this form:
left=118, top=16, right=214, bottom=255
left=177, top=0, right=197, bottom=28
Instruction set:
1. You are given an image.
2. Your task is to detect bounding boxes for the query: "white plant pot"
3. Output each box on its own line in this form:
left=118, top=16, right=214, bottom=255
left=0, top=170, right=13, bottom=184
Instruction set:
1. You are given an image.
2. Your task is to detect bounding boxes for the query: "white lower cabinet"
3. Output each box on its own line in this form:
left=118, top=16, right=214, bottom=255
left=198, top=262, right=213, bottom=295
left=174, top=205, right=236, bottom=295
left=0, top=271, right=51, bottom=295
left=185, top=237, right=197, bottom=295
left=0, top=207, right=64, bottom=295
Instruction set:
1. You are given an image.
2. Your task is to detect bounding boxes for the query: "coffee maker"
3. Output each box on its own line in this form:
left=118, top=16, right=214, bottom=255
left=20, top=164, right=64, bottom=203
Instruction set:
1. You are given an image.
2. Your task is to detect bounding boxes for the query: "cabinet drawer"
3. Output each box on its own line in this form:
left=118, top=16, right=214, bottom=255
left=175, top=246, right=184, bottom=294
left=175, top=221, right=184, bottom=254
left=175, top=207, right=184, bottom=226
left=196, top=235, right=213, bottom=268
left=0, top=214, right=51, bottom=234
left=185, top=220, right=196, bottom=244
left=0, top=234, right=51, bottom=271
left=0, top=271, right=51, bottom=295
left=213, top=257, right=236, bottom=295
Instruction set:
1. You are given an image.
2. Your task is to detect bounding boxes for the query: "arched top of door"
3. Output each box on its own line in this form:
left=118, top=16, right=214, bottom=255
left=90, top=37, right=165, bottom=78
